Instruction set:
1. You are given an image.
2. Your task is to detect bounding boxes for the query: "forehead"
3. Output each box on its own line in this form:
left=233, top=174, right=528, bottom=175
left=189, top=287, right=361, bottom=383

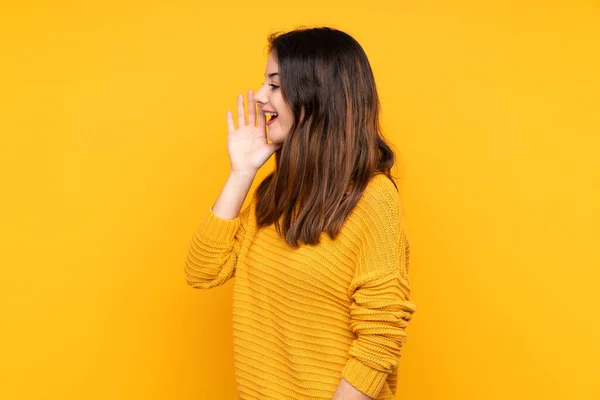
left=265, top=53, right=279, bottom=75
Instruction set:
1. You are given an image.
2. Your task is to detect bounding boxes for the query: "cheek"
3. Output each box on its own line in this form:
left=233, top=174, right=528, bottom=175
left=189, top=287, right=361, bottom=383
left=278, top=104, right=293, bottom=127
left=272, top=94, right=291, bottom=123
left=281, top=111, right=292, bottom=126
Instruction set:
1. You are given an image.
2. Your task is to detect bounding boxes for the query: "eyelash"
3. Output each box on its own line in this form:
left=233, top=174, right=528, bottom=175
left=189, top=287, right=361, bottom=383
left=262, top=82, right=280, bottom=91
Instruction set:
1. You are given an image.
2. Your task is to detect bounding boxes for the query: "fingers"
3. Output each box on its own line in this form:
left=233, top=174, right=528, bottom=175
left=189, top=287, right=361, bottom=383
left=247, top=90, right=256, bottom=127
left=229, top=91, right=257, bottom=133
left=257, top=100, right=266, bottom=130
left=237, top=93, right=245, bottom=128
left=226, top=110, right=235, bottom=134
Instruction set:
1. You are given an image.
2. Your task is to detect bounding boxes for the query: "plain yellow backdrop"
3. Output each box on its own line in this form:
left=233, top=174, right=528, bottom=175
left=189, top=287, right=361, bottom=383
left=1, top=0, right=599, bottom=399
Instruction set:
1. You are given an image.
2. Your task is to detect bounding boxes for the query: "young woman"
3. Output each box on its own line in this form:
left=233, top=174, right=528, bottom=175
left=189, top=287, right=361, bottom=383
left=185, top=27, right=417, bottom=400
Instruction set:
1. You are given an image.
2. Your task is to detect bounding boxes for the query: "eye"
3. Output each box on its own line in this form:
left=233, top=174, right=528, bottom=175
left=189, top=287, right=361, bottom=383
left=269, top=84, right=280, bottom=90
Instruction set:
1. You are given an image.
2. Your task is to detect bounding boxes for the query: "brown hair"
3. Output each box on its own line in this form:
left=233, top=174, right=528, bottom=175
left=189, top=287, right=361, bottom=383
left=255, top=27, right=398, bottom=247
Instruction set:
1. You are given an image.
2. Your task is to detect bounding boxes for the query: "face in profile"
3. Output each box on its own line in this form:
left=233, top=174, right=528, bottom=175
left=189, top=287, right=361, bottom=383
left=254, top=53, right=293, bottom=144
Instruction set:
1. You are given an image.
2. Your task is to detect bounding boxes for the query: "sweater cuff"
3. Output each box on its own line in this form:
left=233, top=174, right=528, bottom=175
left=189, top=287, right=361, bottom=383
left=342, top=357, right=388, bottom=398
left=196, top=207, right=241, bottom=243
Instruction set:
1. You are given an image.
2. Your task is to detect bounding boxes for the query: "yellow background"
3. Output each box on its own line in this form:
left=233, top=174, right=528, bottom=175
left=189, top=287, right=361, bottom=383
left=1, top=1, right=599, bottom=399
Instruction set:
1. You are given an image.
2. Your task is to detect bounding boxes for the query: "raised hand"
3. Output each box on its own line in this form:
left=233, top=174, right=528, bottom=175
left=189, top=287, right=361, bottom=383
left=226, top=90, right=281, bottom=175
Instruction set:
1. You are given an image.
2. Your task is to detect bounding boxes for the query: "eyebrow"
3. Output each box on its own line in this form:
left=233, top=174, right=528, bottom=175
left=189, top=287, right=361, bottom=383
left=265, top=72, right=279, bottom=78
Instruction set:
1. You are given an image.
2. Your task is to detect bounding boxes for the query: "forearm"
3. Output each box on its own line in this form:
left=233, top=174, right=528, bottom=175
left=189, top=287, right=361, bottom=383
left=332, top=378, right=372, bottom=400
left=212, top=170, right=256, bottom=220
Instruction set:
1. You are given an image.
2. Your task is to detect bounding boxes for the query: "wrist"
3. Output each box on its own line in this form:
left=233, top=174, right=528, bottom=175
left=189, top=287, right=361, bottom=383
left=229, top=169, right=257, bottom=180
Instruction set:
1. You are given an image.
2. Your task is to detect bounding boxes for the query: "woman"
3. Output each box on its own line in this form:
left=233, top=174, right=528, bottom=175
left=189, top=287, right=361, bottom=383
left=185, top=27, right=417, bottom=400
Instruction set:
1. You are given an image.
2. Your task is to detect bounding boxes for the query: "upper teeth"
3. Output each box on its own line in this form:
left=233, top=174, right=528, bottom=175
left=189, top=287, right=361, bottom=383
left=265, top=112, right=278, bottom=117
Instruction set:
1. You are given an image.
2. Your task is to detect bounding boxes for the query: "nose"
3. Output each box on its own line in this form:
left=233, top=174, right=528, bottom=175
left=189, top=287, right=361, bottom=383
left=254, top=84, right=268, bottom=105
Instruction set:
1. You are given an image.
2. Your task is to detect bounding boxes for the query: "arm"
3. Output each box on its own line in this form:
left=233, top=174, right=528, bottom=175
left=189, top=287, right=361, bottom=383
left=340, top=180, right=417, bottom=398
left=184, top=170, right=255, bottom=289
left=212, top=170, right=256, bottom=220
left=185, top=89, right=279, bottom=289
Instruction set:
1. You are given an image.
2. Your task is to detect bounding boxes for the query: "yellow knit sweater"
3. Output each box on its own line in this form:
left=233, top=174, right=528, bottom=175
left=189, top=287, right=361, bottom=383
left=185, top=174, right=417, bottom=400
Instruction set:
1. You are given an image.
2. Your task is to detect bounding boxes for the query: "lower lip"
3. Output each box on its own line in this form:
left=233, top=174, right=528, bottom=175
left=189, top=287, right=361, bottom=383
left=267, top=116, right=278, bottom=126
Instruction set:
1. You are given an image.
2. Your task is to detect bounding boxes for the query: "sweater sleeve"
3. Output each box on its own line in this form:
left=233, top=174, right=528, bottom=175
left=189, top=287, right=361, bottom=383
left=342, top=180, right=417, bottom=398
left=184, top=202, right=251, bottom=289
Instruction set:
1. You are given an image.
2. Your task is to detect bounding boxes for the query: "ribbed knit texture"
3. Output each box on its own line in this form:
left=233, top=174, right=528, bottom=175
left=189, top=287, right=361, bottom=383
left=185, top=174, right=417, bottom=400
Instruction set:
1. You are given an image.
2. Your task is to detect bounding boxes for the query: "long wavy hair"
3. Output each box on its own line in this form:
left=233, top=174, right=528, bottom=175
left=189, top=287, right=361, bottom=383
left=255, top=26, right=398, bottom=247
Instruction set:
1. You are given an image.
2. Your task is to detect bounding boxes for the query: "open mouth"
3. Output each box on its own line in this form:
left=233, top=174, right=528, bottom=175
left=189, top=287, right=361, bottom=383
left=265, top=112, right=278, bottom=125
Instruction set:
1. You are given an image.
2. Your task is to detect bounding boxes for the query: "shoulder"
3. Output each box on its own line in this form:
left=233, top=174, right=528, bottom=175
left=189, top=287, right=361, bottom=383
left=342, top=174, right=402, bottom=238
left=364, top=173, right=398, bottom=198
left=357, top=174, right=401, bottom=218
